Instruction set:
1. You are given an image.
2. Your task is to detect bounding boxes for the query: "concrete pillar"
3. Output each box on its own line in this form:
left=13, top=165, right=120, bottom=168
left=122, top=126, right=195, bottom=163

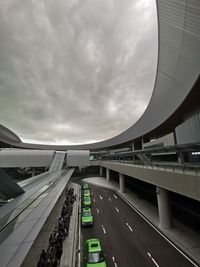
left=99, top=166, right=103, bottom=176
left=32, top=168, right=35, bottom=177
left=106, top=168, right=110, bottom=182
left=178, top=152, right=185, bottom=164
left=119, top=173, right=125, bottom=193
left=156, top=187, right=172, bottom=229
left=131, top=142, right=134, bottom=151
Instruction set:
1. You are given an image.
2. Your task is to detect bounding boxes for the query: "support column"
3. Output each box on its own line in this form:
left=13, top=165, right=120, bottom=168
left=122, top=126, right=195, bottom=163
left=106, top=168, right=110, bottom=182
left=131, top=142, right=134, bottom=151
left=119, top=173, right=125, bottom=193
left=156, top=187, right=172, bottom=229
left=178, top=152, right=185, bottom=165
left=100, top=166, right=103, bottom=176
left=32, top=168, right=35, bottom=177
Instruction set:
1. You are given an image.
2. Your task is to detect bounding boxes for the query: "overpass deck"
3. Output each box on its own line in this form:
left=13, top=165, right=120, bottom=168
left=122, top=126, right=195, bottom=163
left=0, top=168, right=74, bottom=267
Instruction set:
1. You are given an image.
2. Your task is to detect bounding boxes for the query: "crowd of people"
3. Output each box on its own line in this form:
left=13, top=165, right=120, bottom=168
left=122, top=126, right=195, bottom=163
left=37, top=188, right=76, bottom=267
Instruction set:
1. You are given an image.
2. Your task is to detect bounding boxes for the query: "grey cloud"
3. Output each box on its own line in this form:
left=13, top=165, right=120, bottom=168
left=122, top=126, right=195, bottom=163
left=0, top=0, right=158, bottom=145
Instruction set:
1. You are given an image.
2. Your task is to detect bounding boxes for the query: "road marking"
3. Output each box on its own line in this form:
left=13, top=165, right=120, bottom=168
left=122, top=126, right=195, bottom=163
left=96, top=208, right=99, bottom=214
left=147, top=252, right=160, bottom=267
left=152, top=258, right=160, bottom=267
left=102, top=225, right=106, bottom=234
left=99, top=195, right=103, bottom=200
left=93, top=198, right=96, bottom=202
left=108, top=197, right=112, bottom=202
left=115, top=207, right=119, bottom=213
left=113, top=194, right=117, bottom=199
left=115, top=191, right=199, bottom=267
left=126, top=222, right=133, bottom=232
left=112, top=256, right=118, bottom=267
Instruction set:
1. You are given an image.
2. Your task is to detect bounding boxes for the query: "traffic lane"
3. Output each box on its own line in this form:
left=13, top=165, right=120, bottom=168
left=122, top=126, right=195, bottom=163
left=101, top=187, right=195, bottom=267
left=103, top=188, right=195, bottom=267
left=81, top=193, right=115, bottom=267
left=91, top=185, right=154, bottom=267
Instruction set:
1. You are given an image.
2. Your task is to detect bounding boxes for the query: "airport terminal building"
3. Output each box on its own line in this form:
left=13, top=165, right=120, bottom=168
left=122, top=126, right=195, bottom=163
left=0, top=1, right=200, bottom=266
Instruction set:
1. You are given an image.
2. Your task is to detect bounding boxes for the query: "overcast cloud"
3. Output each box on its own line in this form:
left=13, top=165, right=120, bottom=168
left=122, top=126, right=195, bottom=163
left=0, top=0, right=158, bottom=145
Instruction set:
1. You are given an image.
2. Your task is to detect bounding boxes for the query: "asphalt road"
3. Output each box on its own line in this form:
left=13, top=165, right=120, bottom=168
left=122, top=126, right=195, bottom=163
left=81, top=184, right=196, bottom=267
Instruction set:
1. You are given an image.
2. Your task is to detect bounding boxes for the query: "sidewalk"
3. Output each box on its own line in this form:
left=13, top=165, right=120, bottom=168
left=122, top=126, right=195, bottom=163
left=83, top=176, right=200, bottom=266
left=60, top=183, right=81, bottom=267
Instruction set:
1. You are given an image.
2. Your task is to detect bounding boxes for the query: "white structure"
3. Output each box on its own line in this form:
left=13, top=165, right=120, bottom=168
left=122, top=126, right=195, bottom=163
left=66, top=150, right=89, bottom=169
left=0, top=149, right=54, bottom=168
left=49, top=151, right=66, bottom=171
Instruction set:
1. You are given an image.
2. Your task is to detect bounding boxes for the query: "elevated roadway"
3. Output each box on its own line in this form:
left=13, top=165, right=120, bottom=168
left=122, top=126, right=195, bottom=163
left=91, top=160, right=200, bottom=201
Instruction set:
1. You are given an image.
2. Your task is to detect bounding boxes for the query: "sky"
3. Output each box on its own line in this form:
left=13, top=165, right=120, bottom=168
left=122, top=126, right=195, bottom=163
left=0, top=0, right=158, bottom=145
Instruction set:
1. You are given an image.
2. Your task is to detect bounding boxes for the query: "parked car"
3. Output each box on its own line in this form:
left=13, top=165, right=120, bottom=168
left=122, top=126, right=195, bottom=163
left=81, top=207, right=94, bottom=227
left=83, top=196, right=92, bottom=207
left=85, top=238, right=107, bottom=267
left=83, top=189, right=91, bottom=197
left=83, top=183, right=89, bottom=190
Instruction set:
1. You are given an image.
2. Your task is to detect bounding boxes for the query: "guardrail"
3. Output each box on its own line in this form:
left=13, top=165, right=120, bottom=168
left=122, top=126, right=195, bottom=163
left=0, top=170, right=67, bottom=233
left=101, top=160, right=200, bottom=176
left=60, top=183, right=80, bottom=267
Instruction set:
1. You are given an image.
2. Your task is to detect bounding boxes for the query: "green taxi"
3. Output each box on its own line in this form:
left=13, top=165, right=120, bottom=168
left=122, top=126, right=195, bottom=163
left=83, top=183, right=89, bottom=190
left=81, top=207, right=94, bottom=227
left=83, top=189, right=91, bottom=197
left=85, top=238, right=107, bottom=267
left=83, top=196, right=92, bottom=207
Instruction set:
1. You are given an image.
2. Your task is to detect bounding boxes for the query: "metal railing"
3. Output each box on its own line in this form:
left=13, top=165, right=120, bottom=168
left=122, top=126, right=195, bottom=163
left=101, top=160, right=200, bottom=176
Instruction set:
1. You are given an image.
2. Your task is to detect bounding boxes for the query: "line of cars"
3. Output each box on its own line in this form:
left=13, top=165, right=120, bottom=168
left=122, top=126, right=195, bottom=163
left=81, top=182, right=107, bottom=267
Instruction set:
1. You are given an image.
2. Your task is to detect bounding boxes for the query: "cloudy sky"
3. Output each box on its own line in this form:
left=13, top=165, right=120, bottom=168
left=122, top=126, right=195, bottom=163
left=0, top=0, right=158, bottom=145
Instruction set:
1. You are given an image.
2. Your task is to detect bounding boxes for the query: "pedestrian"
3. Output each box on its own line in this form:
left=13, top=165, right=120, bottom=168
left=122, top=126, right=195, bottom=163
left=55, top=245, right=63, bottom=265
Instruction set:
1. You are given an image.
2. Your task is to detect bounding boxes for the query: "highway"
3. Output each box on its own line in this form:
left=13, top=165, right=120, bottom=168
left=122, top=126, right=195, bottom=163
left=81, top=184, right=195, bottom=267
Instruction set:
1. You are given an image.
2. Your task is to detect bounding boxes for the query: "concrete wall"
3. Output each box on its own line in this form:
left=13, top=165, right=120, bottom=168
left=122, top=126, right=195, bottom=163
left=0, top=149, right=54, bottom=168
left=143, top=133, right=175, bottom=149
left=176, top=111, right=200, bottom=145
left=67, top=150, right=89, bottom=168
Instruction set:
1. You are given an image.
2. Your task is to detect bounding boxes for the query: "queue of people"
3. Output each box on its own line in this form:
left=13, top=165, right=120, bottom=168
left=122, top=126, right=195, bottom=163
left=37, top=188, right=76, bottom=267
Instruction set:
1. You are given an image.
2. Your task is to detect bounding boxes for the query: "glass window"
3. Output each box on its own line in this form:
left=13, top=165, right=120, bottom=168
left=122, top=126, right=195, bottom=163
left=88, top=252, right=104, bottom=263
left=83, top=211, right=91, bottom=216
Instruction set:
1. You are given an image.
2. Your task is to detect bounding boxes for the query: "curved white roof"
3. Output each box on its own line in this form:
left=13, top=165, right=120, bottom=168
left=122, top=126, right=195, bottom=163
left=1, top=0, right=200, bottom=150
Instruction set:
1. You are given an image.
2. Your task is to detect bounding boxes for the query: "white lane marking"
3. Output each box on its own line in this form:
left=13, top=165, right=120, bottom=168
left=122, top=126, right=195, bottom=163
left=126, top=222, right=133, bottom=232
left=147, top=252, right=160, bottom=267
left=99, top=195, right=103, bottom=200
left=102, top=225, right=106, bottom=234
left=112, top=256, right=118, bottom=267
left=115, top=191, right=198, bottom=267
left=152, top=258, right=160, bottom=267
left=115, top=207, right=119, bottom=213
left=113, top=194, right=117, bottom=199
left=96, top=208, right=100, bottom=214
left=108, top=197, right=112, bottom=202
left=93, top=198, right=96, bottom=202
